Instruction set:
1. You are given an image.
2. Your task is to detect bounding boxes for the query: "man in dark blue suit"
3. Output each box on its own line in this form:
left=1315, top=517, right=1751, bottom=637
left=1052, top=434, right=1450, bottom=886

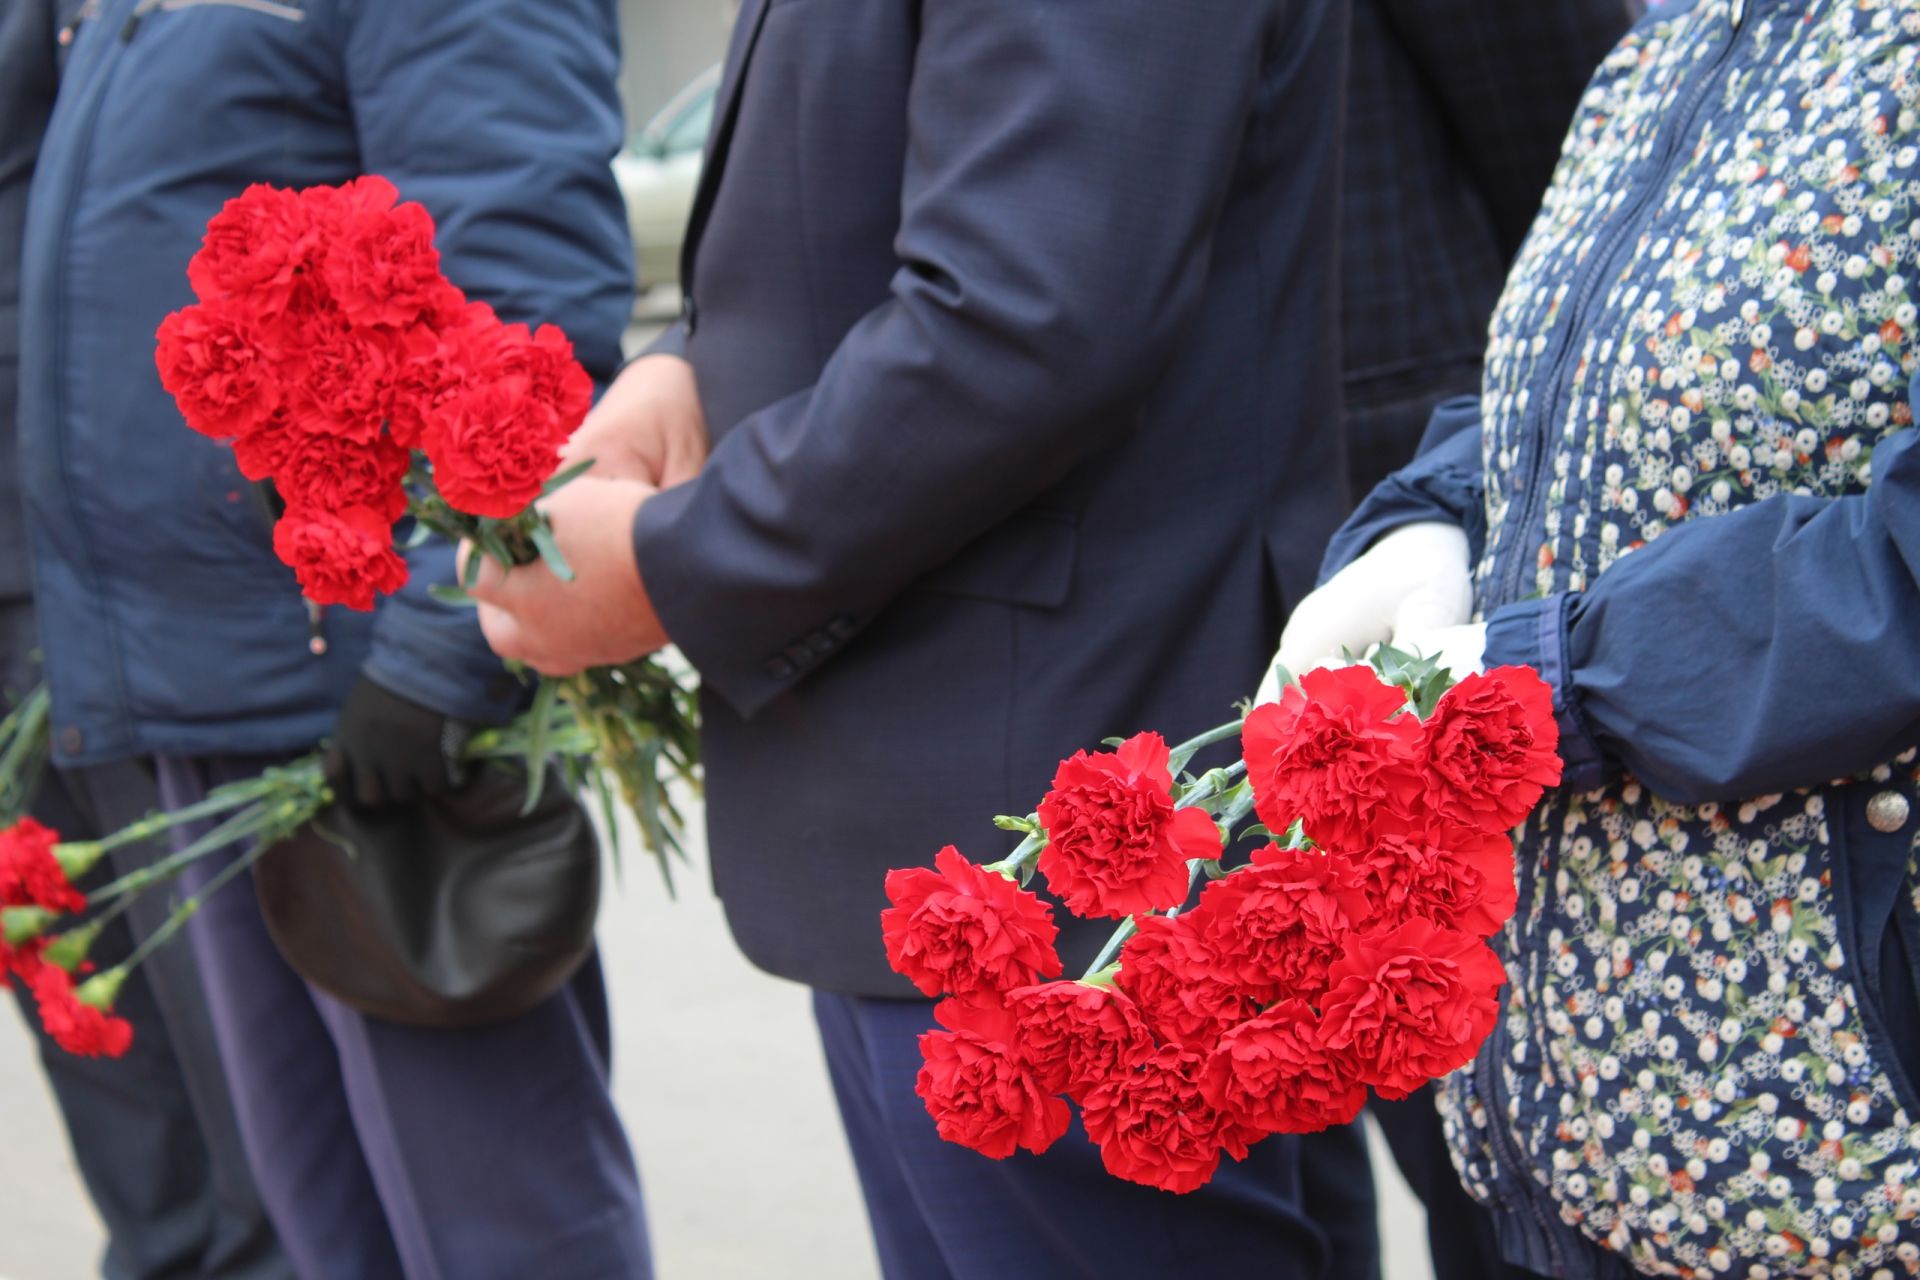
left=473, top=1, right=1357, bottom=1274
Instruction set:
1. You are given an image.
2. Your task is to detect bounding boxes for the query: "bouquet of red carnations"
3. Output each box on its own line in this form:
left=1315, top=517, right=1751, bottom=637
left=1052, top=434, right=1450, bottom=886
left=881, top=654, right=1561, bottom=1193
left=154, top=177, right=697, bottom=864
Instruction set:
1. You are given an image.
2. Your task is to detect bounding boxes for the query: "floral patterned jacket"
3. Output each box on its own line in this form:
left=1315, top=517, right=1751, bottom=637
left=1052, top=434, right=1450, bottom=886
left=1325, top=1, right=1920, bottom=1275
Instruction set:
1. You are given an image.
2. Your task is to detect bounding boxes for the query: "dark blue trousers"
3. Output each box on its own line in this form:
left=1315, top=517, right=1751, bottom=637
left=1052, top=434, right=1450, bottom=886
left=157, top=755, right=652, bottom=1280
left=13, top=760, right=289, bottom=1280
left=813, top=991, right=1360, bottom=1280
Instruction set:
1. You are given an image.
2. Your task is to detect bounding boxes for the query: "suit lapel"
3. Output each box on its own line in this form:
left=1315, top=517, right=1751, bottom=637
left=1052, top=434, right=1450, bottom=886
left=680, top=0, right=775, bottom=292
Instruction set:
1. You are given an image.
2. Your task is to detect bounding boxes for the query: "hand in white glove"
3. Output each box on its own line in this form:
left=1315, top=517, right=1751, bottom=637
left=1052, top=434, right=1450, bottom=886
left=1255, top=522, right=1473, bottom=704
left=1386, top=622, right=1488, bottom=683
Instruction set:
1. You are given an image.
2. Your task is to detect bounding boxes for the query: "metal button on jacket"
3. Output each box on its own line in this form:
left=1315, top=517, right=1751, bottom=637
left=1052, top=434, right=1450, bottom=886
left=1867, top=790, right=1910, bottom=834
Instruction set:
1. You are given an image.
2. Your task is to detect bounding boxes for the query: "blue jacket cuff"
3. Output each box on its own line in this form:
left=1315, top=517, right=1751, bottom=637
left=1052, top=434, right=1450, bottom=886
left=1483, top=593, right=1609, bottom=794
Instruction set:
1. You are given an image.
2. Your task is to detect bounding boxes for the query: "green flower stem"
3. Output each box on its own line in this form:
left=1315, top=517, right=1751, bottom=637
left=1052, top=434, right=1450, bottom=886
left=985, top=831, right=1046, bottom=879
left=1165, top=716, right=1247, bottom=778
left=104, top=834, right=279, bottom=991
left=89, top=789, right=322, bottom=905
left=1175, top=760, right=1248, bottom=813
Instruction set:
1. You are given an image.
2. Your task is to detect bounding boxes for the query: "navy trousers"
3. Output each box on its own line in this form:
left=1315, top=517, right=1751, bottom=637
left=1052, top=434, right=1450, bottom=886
left=814, top=991, right=1358, bottom=1280
left=13, top=761, right=289, bottom=1280
left=156, top=755, right=652, bottom=1280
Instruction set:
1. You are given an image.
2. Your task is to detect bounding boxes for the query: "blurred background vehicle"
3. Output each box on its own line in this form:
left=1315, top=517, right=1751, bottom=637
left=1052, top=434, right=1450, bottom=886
left=614, top=64, right=719, bottom=294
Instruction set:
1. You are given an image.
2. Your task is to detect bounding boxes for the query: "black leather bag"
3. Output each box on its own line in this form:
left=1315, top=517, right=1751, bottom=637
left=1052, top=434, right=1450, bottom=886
left=252, top=763, right=600, bottom=1029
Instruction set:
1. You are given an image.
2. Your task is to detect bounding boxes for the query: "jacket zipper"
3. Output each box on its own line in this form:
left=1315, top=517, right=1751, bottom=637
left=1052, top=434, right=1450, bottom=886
left=1497, top=2, right=1752, bottom=606
left=122, top=0, right=302, bottom=40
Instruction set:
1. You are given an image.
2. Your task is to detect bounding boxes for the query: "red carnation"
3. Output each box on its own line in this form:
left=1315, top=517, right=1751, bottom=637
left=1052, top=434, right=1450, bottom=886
left=232, top=410, right=300, bottom=483
left=0, top=936, right=46, bottom=990
left=381, top=321, right=477, bottom=451
left=468, top=321, right=595, bottom=438
left=1192, top=846, right=1359, bottom=1004
left=420, top=376, right=565, bottom=520
left=1036, top=731, right=1222, bottom=919
left=1005, top=980, right=1155, bottom=1099
left=0, top=819, right=85, bottom=916
left=270, top=504, right=408, bottom=612
left=1242, top=665, right=1421, bottom=849
left=154, top=302, right=283, bottom=441
left=319, top=196, right=451, bottom=330
left=1318, top=918, right=1507, bottom=1100
left=280, top=307, right=398, bottom=446
left=187, top=183, right=322, bottom=312
left=882, top=846, right=1063, bottom=1000
left=1201, top=999, right=1366, bottom=1135
left=273, top=429, right=411, bottom=523
left=915, top=996, right=1069, bottom=1159
left=1080, top=1045, right=1259, bottom=1194
left=1420, top=667, right=1563, bottom=834
left=1329, top=818, right=1519, bottom=937
left=28, top=965, right=132, bottom=1060
left=1115, top=913, right=1258, bottom=1052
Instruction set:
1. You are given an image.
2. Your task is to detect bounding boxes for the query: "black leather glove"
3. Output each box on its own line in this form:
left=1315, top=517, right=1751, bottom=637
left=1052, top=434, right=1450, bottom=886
left=324, top=678, right=473, bottom=809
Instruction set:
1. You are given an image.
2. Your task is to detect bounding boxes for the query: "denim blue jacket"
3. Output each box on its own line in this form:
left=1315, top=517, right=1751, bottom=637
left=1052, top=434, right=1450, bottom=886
left=17, top=0, right=632, bottom=765
left=1330, top=2, right=1920, bottom=1275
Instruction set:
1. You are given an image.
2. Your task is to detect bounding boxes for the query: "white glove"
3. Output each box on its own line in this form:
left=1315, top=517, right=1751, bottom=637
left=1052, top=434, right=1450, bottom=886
left=1387, top=622, right=1488, bottom=683
left=1255, top=522, right=1473, bottom=703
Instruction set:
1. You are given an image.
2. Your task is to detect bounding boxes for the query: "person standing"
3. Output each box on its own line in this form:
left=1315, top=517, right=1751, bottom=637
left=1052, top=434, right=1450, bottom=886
left=1321, top=4, right=1634, bottom=1277
left=1277, top=2, right=1920, bottom=1276
left=17, top=2, right=649, bottom=1276
left=2, top=4, right=289, bottom=1277
left=469, top=1, right=1367, bottom=1275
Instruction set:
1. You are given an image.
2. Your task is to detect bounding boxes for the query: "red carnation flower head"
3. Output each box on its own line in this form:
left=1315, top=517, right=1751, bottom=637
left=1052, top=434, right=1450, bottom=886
left=914, top=995, right=1070, bottom=1160
left=232, top=409, right=299, bottom=483
left=881, top=846, right=1063, bottom=1000
left=272, top=429, right=411, bottom=523
left=319, top=193, right=449, bottom=330
left=1035, top=731, right=1222, bottom=920
left=1317, top=918, right=1507, bottom=1100
left=381, top=321, right=478, bottom=451
left=270, top=504, right=408, bottom=612
left=1200, top=999, right=1366, bottom=1135
left=1242, top=665, right=1422, bottom=849
left=1079, top=1045, right=1261, bottom=1194
left=154, top=302, right=284, bottom=441
left=0, top=819, right=85, bottom=916
left=1420, top=667, right=1563, bottom=834
left=1329, top=817, right=1519, bottom=938
left=187, top=183, right=323, bottom=312
left=281, top=307, right=399, bottom=447
left=1192, top=845, right=1358, bottom=1004
left=0, top=936, right=47, bottom=991
left=28, top=964, right=132, bottom=1059
left=420, top=375, right=565, bottom=520
left=1115, top=912, right=1259, bottom=1052
left=467, top=320, right=595, bottom=440
left=1005, top=980, right=1155, bottom=1100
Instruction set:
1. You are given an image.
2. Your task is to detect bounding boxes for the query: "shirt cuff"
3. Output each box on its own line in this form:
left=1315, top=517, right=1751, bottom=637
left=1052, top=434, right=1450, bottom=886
left=1483, top=593, right=1609, bottom=794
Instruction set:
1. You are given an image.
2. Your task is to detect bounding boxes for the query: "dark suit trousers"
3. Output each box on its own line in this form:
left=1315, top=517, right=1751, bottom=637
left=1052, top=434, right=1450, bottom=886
left=155, top=754, right=652, bottom=1280
left=12, top=761, right=290, bottom=1280
left=814, top=991, right=1362, bottom=1279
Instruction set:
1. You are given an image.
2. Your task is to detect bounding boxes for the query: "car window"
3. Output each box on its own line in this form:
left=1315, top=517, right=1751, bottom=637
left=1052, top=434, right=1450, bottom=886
left=662, top=90, right=716, bottom=156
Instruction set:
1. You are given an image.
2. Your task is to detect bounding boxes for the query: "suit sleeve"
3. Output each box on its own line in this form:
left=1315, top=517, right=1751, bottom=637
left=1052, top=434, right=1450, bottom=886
left=336, top=0, right=635, bottom=724
left=632, top=0, right=1289, bottom=719
left=1484, top=421, right=1920, bottom=802
left=1318, top=395, right=1487, bottom=582
left=1377, top=0, right=1631, bottom=253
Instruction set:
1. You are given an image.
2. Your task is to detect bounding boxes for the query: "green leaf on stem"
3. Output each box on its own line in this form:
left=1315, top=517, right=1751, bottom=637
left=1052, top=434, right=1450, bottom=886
left=530, top=524, right=576, bottom=583
left=1100, top=737, right=1127, bottom=749
left=461, top=544, right=486, bottom=590
left=520, top=677, right=560, bottom=815
left=427, top=585, right=478, bottom=608
left=543, top=458, right=596, bottom=496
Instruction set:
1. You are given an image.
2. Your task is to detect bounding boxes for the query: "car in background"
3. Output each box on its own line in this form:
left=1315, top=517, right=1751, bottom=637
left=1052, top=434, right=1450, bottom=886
left=615, top=65, right=719, bottom=292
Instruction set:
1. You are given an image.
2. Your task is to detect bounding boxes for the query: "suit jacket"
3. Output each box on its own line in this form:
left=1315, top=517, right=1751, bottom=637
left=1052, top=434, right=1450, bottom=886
left=1340, top=0, right=1633, bottom=494
left=633, top=0, right=1352, bottom=994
